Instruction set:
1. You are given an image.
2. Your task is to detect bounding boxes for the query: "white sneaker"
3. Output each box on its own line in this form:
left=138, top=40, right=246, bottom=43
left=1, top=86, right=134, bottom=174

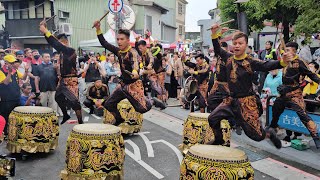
left=281, top=140, right=291, bottom=148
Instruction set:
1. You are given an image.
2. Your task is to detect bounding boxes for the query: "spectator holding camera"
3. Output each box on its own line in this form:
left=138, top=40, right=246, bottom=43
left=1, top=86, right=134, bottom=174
left=20, top=83, right=40, bottom=106
left=84, top=51, right=106, bottom=85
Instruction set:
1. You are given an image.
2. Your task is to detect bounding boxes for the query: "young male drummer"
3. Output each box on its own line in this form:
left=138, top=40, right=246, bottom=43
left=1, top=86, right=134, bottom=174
left=185, top=54, right=210, bottom=113
left=269, top=42, right=320, bottom=149
left=40, top=21, right=83, bottom=125
left=208, top=24, right=291, bottom=148
left=136, top=39, right=166, bottom=109
left=93, top=21, right=162, bottom=125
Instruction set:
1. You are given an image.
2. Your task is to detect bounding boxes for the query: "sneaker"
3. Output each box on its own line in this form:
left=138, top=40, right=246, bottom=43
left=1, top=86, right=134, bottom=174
left=283, top=136, right=291, bottom=142
left=61, top=114, right=71, bottom=125
left=267, top=127, right=282, bottom=149
left=153, top=97, right=167, bottom=110
left=281, top=140, right=291, bottom=148
left=235, top=126, right=242, bottom=135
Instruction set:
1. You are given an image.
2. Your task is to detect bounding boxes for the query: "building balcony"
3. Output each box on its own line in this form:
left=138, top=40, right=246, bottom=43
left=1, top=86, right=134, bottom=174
left=5, top=18, right=55, bottom=39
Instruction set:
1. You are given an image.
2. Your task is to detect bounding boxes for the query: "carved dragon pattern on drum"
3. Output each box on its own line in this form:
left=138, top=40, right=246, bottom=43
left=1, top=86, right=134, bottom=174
left=180, top=153, right=254, bottom=180
left=7, top=111, right=59, bottom=153
left=180, top=115, right=231, bottom=154
left=65, top=131, right=125, bottom=179
left=103, top=100, right=144, bottom=134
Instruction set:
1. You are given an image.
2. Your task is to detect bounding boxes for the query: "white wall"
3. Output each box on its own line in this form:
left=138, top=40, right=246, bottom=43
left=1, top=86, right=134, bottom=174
left=144, top=6, right=162, bottom=40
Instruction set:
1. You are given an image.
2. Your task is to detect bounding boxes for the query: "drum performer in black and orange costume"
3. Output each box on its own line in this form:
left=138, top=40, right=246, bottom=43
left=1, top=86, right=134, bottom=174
left=269, top=42, right=320, bottom=149
left=135, top=39, right=166, bottom=109
left=208, top=24, right=291, bottom=147
left=185, top=54, right=210, bottom=113
left=39, top=21, right=83, bottom=125
left=93, top=21, right=162, bottom=126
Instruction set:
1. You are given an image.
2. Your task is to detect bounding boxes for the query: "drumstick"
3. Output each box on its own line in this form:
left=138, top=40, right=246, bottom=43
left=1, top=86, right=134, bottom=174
left=206, top=19, right=235, bottom=31
left=92, top=12, right=109, bottom=28
left=45, top=15, right=56, bottom=22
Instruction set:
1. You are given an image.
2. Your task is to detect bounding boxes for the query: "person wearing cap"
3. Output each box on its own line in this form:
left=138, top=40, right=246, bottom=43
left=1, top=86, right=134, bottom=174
left=39, top=20, right=83, bottom=125
left=83, top=51, right=106, bottom=85
left=84, top=79, right=109, bottom=114
left=0, top=54, right=29, bottom=135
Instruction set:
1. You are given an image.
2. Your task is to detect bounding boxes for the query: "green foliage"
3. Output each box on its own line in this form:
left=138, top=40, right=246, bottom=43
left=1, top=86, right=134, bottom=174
left=219, top=0, right=319, bottom=37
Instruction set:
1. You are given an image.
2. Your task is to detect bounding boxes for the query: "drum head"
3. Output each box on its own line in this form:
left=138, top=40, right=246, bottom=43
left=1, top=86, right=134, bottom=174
left=189, top=145, right=247, bottom=161
left=13, top=106, right=54, bottom=114
left=73, top=123, right=120, bottom=135
left=189, top=113, right=210, bottom=119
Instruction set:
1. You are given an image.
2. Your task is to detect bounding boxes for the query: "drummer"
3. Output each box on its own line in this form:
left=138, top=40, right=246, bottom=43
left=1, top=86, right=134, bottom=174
left=39, top=21, right=83, bottom=125
left=208, top=24, right=291, bottom=148
left=93, top=21, right=164, bottom=126
left=185, top=54, right=210, bottom=113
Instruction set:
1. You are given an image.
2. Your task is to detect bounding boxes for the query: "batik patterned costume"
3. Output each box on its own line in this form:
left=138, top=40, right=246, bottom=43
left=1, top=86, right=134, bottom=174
left=270, top=56, right=320, bottom=140
left=97, top=30, right=152, bottom=126
left=208, top=33, right=286, bottom=144
left=44, top=32, right=82, bottom=122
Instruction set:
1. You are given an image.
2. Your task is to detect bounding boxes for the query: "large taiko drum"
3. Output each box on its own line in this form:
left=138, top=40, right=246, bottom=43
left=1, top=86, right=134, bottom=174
left=179, top=113, right=231, bottom=154
left=60, top=123, right=125, bottom=180
left=180, top=145, right=254, bottom=180
left=7, top=106, right=59, bottom=153
left=104, top=99, right=144, bottom=134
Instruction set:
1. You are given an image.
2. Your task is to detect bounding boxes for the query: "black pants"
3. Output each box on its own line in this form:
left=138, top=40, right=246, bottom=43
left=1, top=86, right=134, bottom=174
left=0, top=100, right=20, bottom=135
left=83, top=99, right=95, bottom=111
left=209, top=95, right=266, bottom=145
left=104, top=80, right=152, bottom=126
left=55, top=77, right=82, bottom=120
left=270, top=89, right=318, bottom=138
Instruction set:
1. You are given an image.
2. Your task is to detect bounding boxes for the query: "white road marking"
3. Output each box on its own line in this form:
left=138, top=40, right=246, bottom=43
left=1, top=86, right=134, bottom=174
left=125, top=140, right=164, bottom=179
left=135, top=132, right=154, bottom=157
left=251, top=158, right=320, bottom=180
left=84, top=116, right=89, bottom=122
left=151, top=140, right=183, bottom=164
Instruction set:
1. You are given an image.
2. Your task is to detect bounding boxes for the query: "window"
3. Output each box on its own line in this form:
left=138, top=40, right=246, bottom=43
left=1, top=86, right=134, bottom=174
left=21, top=1, right=29, bottom=19
left=35, top=0, right=44, bottom=18
left=146, top=15, right=152, bottom=33
left=178, top=3, right=183, bottom=15
left=13, top=3, right=20, bottom=19
left=179, top=25, right=183, bottom=35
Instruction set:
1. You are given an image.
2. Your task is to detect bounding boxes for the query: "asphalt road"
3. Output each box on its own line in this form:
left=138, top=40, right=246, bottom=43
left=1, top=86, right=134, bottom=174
left=0, top=107, right=319, bottom=180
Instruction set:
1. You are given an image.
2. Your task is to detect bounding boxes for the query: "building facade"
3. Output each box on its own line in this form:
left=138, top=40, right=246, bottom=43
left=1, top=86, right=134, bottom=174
left=0, top=0, right=108, bottom=51
left=130, top=0, right=168, bottom=41
left=176, top=0, right=187, bottom=42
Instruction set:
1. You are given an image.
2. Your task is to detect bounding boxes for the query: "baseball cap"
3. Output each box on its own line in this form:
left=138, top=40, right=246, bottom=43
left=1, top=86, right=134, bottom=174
left=4, top=54, right=18, bottom=63
left=16, top=50, right=24, bottom=56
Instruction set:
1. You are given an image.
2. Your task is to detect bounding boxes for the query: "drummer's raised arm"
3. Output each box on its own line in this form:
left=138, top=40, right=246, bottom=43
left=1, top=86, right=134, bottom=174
left=210, top=25, right=232, bottom=61
left=94, top=20, right=119, bottom=55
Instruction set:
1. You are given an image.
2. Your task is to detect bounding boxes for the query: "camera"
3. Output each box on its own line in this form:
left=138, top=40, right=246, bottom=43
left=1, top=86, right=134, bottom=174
left=0, top=155, right=15, bottom=177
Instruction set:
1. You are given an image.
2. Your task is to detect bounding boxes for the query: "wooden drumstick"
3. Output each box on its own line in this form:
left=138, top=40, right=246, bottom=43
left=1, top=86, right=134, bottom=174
left=92, top=12, right=109, bottom=28
left=207, top=19, right=235, bottom=31
left=124, top=70, right=133, bottom=76
left=45, top=15, right=56, bottom=22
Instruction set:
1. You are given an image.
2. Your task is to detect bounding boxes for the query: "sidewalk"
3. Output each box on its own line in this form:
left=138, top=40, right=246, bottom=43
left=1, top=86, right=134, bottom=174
left=157, top=98, right=320, bottom=173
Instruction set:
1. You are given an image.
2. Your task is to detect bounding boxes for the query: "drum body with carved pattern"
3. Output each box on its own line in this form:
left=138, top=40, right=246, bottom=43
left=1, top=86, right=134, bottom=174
left=180, top=145, right=254, bottom=180
left=104, top=99, right=144, bottom=134
left=179, top=113, right=231, bottom=154
left=61, top=123, right=125, bottom=180
left=7, top=106, right=59, bottom=154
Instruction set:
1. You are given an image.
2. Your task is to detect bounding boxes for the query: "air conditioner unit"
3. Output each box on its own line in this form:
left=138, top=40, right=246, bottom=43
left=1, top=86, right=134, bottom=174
left=59, top=23, right=73, bottom=35
left=59, top=10, right=69, bottom=19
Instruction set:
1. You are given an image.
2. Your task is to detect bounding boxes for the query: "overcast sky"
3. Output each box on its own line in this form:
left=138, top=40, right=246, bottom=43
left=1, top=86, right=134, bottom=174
left=186, top=0, right=217, bottom=32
